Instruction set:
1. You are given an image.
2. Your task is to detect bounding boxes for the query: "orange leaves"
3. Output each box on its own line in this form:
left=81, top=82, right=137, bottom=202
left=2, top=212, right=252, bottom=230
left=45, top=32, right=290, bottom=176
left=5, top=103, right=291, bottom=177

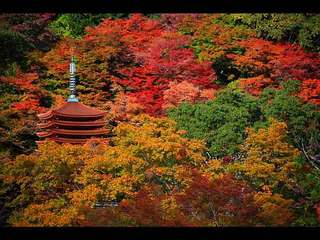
left=163, top=81, right=216, bottom=109
left=228, top=37, right=320, bottom=104
left=189, top=14, right=255, bottom=62
left=298, top=79, right=320, bottom=105
left=117, top=184, right=189, bottom=226
left=11, top=199, right=81, bottom=227
left=0, top=71, right=39, bottom=93
left=238, top=75, right=274, bottom=96
left=230, top=38, right=279, bottom=76
left=253, top=191, right=294, bottom=226
left=68, top=184, right=102, bottom=207
left=0, top=70, right=49, bottom=113
left=86, top=13, right=163, bottom=55
left=11, top=95, right=46, bottom=113
left=108, top=92, right=144, bottom=121
left=41, top=37, right=76, bottom=76
left=4, top=116, right=301, bottom=226
left=3, top=114, right=209, bottom=226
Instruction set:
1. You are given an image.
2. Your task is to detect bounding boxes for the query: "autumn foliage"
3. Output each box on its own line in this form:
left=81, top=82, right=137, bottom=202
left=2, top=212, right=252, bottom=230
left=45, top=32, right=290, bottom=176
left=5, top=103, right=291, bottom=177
left=1, top=13, right=320, bottom=227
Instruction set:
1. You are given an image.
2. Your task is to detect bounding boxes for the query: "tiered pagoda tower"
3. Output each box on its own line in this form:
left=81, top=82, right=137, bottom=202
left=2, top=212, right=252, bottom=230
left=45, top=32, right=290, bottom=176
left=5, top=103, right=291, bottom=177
left=37, top=57, right=109, bottom=144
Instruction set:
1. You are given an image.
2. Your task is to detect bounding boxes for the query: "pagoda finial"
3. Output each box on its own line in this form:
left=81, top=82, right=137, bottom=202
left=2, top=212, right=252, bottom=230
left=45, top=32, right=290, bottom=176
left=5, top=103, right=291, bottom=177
left=68, top=56, right=79, bottom=102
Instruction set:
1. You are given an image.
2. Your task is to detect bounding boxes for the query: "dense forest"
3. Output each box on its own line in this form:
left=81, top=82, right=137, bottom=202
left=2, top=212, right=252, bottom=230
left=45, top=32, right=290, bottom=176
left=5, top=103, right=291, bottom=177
left=0, top=13, right=320, bottom=226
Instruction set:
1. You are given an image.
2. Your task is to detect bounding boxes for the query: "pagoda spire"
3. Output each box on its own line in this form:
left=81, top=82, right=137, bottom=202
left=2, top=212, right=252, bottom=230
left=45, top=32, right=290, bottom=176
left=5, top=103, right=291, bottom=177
left=68, top=56, right=79, bottom=102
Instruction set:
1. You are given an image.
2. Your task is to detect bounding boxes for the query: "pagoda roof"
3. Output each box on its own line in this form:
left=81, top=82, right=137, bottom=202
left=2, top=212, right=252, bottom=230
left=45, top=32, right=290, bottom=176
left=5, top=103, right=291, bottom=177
left=38, top=102, right=105, bottom=120
left=37, top=120, right=106, bottom=129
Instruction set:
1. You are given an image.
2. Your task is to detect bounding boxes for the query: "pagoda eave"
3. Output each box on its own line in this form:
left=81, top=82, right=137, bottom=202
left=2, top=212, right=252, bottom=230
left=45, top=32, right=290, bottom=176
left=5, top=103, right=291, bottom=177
left=38, top=112, right=105, bottom=121
left=37, top=131, right=53, bottom=138
left=54, top=129, right=108, bottom=135
left=37, top=138, right=100, bottom=144
left=52, top=111, right=106, bottom=118
left=37, top=120, right=106, bottom=128
left=52, top=138, right=88, bottom=144
left=37, top=111, right=54, bottom=120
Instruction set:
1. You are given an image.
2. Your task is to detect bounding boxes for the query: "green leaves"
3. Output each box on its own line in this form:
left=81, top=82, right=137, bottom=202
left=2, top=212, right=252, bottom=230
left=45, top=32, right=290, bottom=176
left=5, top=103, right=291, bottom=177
left=0, top=30, right=32, bottom=75
left=49, top=14, right=128, bottom=39
left=260, top=80, right=320, bottom=158
left=226, top=14, right=320, bottom=52
left=169, top=86, right=261, bottom=157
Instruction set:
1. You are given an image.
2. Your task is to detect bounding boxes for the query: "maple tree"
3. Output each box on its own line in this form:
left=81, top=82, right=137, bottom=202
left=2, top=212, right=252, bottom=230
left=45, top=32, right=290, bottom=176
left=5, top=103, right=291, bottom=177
left=298, top=79, right=320, bottom=105
left=230, top=118, right=300, bottom=190
left=226, top=38, right=320, bottom=105
left=238, top=75, right=274, bottom=96
left=235, top=38, right=320, bottom=80
left=40, top=14, right=166, bottom=109
left=174, top=172, right=259, bottom=226
left=163, top=81, right=216, bottom=110
left=2, top=141, right=106, bottom=226
left=253, top=191, right=295, bottom=226
left=181, top=14, right=255, bottom=62
left=0, top=70, right=52, bottom=158
left=0, top=70, right=51, bottom=113
left=112, top=31, right=217, bottom=115
left=107, top=92, right=144, bottom=122
left=80, top=170, right=295, bottom=226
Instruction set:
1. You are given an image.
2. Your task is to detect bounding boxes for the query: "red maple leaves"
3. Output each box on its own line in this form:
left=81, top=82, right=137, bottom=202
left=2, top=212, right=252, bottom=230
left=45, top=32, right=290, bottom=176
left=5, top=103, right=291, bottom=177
left=112, top=31, right=217, bottom=115
left=229, top=38, right=320, bottom=105
left=0, top=70, right=47, bottom=113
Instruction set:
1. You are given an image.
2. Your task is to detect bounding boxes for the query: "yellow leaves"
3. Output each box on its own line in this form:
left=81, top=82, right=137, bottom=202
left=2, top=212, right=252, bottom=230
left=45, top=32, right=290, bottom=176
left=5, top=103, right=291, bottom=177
left=5, top=114, right=209, bottom=226
left=160, top=197, right=181, bottom=221
left=145, top=165, right=192, bottom=190
left=232, top=118, right=301, bottom=189
left=36, top=140, right=90, bottom=167
left=112, top=114, right=207, bottom=167
left=106, top=174, right=143, bottom=200
left=10, top=199, right=81, bottom=227
left=68, top=184, right=101, bottom=207
left=200, top=159, right=225, bottom=180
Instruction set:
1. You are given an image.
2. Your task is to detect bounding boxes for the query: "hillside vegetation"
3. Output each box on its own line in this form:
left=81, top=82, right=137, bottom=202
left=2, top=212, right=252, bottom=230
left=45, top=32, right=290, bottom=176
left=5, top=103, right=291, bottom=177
left=0, top=13, right=319, bottom=226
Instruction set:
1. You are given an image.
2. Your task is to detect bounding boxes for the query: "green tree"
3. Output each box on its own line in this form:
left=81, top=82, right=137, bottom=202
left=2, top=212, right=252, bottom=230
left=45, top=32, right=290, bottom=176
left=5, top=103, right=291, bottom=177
left=168, top=84, right=262, bottom=157
left=49, top=14, right=128, bottom=38
left=259, top=80, right=320, bottom=170
left=225, top=14, right=320, bottom=52
left=0, top=30, right=32, bottom=75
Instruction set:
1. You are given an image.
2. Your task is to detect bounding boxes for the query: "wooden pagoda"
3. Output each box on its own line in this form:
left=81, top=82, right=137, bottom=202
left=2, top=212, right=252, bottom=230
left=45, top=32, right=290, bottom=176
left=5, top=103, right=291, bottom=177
left=36, top=57, right=109, bottom=144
